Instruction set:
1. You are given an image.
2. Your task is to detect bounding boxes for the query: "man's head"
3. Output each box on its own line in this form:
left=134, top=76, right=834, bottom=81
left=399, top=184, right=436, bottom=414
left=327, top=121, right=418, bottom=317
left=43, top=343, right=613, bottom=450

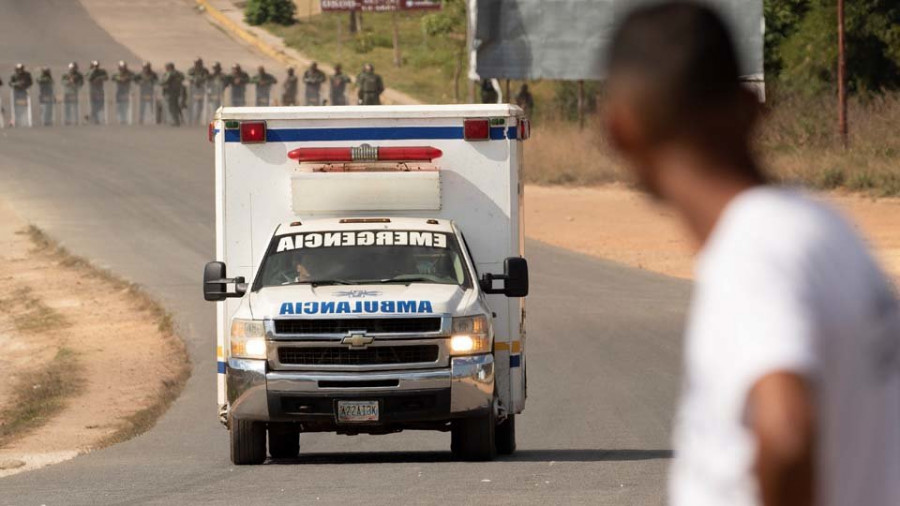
left=194, top=58, right=203, bottom=68
left=165, top=62, right=174, bottom=71
left=334, top=64, right=342, bottom=74
left=15, top=63, right=24, bottom=72
left=118, top=60, right=127, bottom=70
left=41, top=67, right=50, bottom=76
left=233, top=63, right=242, bottom=72
left=212, top=62, right=221, bottom=72
left=603, top=1, right=760, bottom=197
left=364, top=63, right=373, bottom=73
left=257, top=65, right=266, bottom=75
left=143, top=61, right=152, bottom=71
left=69, top=62, right=78, bottom=71
left=287, top=67, right=295, bottom=76
left=310, top=62, right=318, bottom=71
left=90, top=60, right=99, bottom=69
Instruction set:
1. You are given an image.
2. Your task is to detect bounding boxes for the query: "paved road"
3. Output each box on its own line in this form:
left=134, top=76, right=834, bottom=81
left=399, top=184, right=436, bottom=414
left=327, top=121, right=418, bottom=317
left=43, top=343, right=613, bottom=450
left=0, top=1, right=690, bottom=504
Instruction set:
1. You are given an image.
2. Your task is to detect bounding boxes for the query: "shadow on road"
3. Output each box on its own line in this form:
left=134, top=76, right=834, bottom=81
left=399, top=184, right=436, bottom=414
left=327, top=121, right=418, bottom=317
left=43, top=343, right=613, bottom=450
left=267, top=448, right=672, bottom=465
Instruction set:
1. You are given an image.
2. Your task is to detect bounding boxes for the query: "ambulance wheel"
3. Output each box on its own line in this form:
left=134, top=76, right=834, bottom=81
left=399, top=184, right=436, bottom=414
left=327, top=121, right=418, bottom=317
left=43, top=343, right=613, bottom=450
left=451, top=411, right=496, bottom=461
left=229, top=416, right=266, bottom=465
left=268, top=427, right=300, bottom=459
left=496, top=415, right=517, bottom=455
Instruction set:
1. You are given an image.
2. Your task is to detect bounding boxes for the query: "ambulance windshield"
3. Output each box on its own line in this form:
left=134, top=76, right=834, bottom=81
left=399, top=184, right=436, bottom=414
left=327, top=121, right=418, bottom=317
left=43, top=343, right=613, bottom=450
left=254, top=230, right=471, bottom=290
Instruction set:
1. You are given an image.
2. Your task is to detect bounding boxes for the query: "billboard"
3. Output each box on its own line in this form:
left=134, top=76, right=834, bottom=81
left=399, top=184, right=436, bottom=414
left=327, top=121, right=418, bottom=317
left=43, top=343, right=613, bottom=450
left=469, top=0, right=763, bottom=82
left=321, top=0, right=442, bottom=11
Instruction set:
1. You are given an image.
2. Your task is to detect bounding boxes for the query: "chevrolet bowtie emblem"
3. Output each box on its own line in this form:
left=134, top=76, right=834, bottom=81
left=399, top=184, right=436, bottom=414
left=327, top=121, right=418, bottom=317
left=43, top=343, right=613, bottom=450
left=342, top=334, right=374, bottom=349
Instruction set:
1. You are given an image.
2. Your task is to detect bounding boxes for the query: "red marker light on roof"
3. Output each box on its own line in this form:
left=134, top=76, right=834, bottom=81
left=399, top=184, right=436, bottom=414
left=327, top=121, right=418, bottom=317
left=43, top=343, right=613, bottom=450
left=288, top=145, right=442, bottom=162
left=240, top=121, right=267, bottom=143
left=464, top=118, right=491, bottom=141
left=517, top=118, right=531, bottom=140
left=208, top=121, right=215, bottom=143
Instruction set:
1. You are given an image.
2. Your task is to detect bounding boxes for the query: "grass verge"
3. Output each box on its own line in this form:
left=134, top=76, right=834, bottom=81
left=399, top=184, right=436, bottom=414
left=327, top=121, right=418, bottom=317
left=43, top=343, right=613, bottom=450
left=0, top=348, right=84, bottom=448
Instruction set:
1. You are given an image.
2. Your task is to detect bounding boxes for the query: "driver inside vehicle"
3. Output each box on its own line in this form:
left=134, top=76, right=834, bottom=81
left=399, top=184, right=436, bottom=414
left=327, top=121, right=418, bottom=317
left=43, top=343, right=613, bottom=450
left=294, top=258, right=311, bottom=283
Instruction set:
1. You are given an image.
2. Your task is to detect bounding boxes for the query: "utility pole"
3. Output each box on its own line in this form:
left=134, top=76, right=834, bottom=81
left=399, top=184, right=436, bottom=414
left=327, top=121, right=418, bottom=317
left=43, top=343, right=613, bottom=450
left=837, top=0, right=848, bottom=148
left=577, top=80, right=586, bottom=130
left=392, top=9, right=402, bottom=67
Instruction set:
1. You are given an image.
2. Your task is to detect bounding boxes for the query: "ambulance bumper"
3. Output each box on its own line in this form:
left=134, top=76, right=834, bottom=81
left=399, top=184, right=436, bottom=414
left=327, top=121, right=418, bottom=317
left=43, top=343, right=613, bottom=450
left=226, top=354, right=494, bottom=423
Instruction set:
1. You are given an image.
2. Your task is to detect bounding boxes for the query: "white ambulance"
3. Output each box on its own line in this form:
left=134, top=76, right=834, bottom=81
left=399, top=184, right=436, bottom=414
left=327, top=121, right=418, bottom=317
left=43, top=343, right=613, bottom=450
left=203, top=105, right=530, bottom=464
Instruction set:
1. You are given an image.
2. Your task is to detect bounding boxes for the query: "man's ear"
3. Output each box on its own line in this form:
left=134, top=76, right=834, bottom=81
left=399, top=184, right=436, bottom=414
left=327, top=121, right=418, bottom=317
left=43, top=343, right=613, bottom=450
left=604, top=99, right=645, bottom=158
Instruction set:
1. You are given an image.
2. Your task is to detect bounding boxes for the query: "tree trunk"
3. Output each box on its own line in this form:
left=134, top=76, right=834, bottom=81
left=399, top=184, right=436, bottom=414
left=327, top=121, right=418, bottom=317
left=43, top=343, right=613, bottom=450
left=349, top=11, right=357, bottom=34
left=392, top=11, right=402, bottom=68
left=453, top=48, right=463, bottom=103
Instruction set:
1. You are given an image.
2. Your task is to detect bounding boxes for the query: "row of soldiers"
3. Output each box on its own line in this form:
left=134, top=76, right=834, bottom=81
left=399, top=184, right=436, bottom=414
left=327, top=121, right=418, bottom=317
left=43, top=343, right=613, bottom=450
left=2, top=59, right=386, bottom=127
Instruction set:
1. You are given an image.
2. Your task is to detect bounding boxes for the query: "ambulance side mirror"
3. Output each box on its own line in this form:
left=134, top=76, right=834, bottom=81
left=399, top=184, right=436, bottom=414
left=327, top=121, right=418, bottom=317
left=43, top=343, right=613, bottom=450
left=203, top=261, right=247, bottom=301
left=480, top=257, right=529, bottom=298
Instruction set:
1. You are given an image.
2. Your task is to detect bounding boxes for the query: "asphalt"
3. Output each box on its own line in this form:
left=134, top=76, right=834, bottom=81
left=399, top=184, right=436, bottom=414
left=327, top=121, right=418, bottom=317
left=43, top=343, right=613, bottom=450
left=0, top=1, right=691, bottom=504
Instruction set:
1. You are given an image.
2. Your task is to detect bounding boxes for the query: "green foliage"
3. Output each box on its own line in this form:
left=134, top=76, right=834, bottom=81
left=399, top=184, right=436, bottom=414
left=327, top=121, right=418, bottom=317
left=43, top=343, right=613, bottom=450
left=771, top=0, right=900, bottom=93
left=763, top=0, right=809, bottom=76
left=244, top=0, right=296, bottom=26
left=422, top=0, right=466, bottom=39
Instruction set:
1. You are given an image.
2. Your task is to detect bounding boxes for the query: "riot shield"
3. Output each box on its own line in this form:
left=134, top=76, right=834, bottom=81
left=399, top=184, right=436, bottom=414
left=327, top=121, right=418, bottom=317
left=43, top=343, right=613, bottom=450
left=11, top=89, right=32, bottom=127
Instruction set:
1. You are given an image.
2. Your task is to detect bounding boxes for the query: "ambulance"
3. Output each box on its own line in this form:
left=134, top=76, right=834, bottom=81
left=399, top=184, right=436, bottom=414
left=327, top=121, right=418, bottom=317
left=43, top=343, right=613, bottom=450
left=203, top=105, right=530, bottom=464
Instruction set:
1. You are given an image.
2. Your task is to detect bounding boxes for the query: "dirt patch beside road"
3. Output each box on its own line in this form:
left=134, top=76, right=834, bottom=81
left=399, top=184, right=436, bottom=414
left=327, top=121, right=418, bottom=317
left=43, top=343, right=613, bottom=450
left=0, top=202, right=189, bottom=477
left=525, top=184, right=900, bottom=284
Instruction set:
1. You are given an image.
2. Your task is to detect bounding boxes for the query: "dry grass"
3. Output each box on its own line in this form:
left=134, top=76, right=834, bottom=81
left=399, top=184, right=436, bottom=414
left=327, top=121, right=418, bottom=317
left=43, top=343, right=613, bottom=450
left=523, top=90, right=900, bottom=196
left=0, top=348, right=84, bottom=448
left=16, top=225, right=190, bottom=448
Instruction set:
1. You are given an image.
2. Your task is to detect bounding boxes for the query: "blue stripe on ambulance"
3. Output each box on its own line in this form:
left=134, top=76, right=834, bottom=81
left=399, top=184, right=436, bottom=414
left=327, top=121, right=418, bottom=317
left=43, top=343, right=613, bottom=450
left=217, top=361, right=226, bottom=374
left=223, top=126, right=517, bottom=143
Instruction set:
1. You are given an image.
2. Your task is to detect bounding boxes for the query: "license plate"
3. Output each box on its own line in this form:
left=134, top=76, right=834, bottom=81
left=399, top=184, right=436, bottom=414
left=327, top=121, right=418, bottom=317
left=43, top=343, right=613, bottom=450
left=336, top=400, right=379, bottom=423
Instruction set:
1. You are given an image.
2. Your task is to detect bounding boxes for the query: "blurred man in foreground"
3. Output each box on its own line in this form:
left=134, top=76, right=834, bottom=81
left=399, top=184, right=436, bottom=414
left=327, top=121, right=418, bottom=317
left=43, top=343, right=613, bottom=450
left=251, top=65, right=277, bottom=107
left=135, top=62, right=158, bottom=125
left=160, top=63, right=185, bottom=126
left=303, top=62, right=326, bottom=106
left=62, top=62, right=84, bottom=126
left=604, top=3, right=899, bottom=506
left=229, top=64, right=249, bottom=107
left=9, top=63, right=33, bottom=126
left=37, top=67, right=54, bottom=126
left=357, top=63, right=384, bottom=105
left=207, top=62, right=228, bottom=113
left=282, top=67, right=298, bottom=106
left=86, top=60, right=109, bottom=124
left=329, top=64, right=351, bottom=106
left=112, top=61, right=135, bottom=125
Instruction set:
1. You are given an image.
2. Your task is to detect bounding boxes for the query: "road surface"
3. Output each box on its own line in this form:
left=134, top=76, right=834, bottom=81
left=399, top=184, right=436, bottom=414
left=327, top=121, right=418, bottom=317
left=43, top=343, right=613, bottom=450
left=0, top=1, right=690, bottom=504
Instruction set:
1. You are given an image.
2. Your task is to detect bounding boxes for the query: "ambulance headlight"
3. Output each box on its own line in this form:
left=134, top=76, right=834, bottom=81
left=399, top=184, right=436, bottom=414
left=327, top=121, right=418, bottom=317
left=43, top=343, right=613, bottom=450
left=230, top=319, right=267, bottom=359
left=450, top=315, right=491, bottom=355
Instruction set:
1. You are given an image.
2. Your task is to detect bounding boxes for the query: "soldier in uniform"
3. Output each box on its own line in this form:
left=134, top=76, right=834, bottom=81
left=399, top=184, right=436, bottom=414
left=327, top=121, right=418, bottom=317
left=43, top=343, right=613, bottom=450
left=329, top=64, right=351, bottom=106
left=86, top=60, right=109, bottom=124
left=281, top=67, right=298, bottom=106
left=160, top=62, right=185, bottom=127
left=302, top=62, right=326, bottom=106
left=37, top=68, right=55, bottom=126
left=112, top=61, right=135, bottom=125
left=515, top=83, right=534, bottom=118
left=206, top=62, right=229, bottom=113
left=187, top=58, right=209, bottom=125
left=61, top=62, right=84, bottom=126
left=480, top=79, right=499, bottom=104
left=356, top=63, right=384, bottom=105
left=134, top=62, right=158, bottom=125
left=229, top=64, right=250, bottom=107
left=9, top=63, right=34, bottom=127
left=250, top=66, right=277, bottom=106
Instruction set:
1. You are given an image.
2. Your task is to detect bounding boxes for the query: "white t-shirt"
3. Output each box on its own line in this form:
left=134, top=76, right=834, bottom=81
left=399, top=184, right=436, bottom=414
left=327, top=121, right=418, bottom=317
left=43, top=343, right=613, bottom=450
left=670, top=187, right=900, bottom=506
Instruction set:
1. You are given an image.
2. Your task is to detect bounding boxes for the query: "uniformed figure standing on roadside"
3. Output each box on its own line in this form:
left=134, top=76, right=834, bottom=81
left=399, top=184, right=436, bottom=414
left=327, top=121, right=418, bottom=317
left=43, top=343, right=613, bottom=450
left=187, top=58, right=209, bottom=125
left=160, top=62, right=185, bottom=126
left=281, top=67, right=298, bottom=106
left=480, top=79, right=499, bottom=104
left=61, top=62, right=84, bottom=126
left=515, top=83, right=534, bottom=118
left=37, top=68, right=55, bottom=126
left=302, top=62, right=326, bottom=106
left=86, top=60, right=109, bottom=124
left=251, top=65, right=277, bottom=106
left=134, top=62, right=158, bottom=125
left=206, top=62, right=229, bottom=113
left=9, top=63, right=34, bottom=127
left=229, top=64, right=250, bottom=107
left=111, top=61, right=135, bottom=125
left=356, top=63, right=384, bottom=105
left=329, top=64, right=351, bottom=106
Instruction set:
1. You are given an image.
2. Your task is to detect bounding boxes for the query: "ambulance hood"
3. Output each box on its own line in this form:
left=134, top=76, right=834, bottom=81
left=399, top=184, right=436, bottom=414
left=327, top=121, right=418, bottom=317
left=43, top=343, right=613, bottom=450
left=248, top=283, right=478, bottom=320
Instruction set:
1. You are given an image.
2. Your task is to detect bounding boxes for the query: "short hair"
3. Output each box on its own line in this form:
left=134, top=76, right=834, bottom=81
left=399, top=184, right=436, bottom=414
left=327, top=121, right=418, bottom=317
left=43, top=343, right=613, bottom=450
left=607, top=2, right=743, bottom=140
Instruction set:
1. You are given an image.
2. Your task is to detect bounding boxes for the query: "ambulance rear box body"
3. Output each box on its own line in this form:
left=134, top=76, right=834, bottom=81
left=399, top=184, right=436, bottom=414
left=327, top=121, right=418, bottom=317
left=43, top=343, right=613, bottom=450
left=203, top=105, right=529, bottom=464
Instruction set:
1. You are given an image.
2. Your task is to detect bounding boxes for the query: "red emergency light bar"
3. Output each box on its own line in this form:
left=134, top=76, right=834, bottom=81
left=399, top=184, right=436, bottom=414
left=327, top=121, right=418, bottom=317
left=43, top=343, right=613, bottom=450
left=288, top=145, right=443, bottom=163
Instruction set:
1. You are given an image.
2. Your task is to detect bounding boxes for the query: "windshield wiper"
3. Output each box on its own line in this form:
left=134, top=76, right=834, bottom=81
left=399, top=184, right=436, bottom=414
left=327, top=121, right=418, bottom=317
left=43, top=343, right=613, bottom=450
left=377, top=276, right=440, bottom=285
left=282, top=279, right=355, bottom=287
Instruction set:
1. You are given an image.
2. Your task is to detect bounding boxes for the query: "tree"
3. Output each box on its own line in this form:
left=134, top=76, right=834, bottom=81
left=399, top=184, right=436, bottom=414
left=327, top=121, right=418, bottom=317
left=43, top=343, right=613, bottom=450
left=776, top=0, right=900, bottom=93
left=422, top=0, right=467, bottom=102
left=245, top=0, right=297, bottom=26
left=764, top=0, right=810, bottom=76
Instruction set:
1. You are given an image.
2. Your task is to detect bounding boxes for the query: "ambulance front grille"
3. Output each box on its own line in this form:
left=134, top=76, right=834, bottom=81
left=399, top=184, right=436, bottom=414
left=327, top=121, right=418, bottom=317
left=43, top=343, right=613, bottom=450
left=278, top=345, right=440, bottom=366
left=273, top=317, right=442, bottom=335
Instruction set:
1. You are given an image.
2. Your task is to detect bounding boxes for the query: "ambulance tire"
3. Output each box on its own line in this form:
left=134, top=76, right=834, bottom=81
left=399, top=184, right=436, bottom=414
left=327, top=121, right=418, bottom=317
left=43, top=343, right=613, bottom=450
left=268, top=428, right=300, bottom=459
left=495, top=415, right=516, bottom=455
left=452, top=410, right=497, bottom=461
left=230, top=416, right=266, bottom=465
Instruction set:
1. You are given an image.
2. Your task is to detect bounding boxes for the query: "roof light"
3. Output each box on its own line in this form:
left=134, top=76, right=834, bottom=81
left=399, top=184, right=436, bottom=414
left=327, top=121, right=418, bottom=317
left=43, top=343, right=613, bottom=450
left=288, top=145, right=442, bottom=163
left=240, top=121, right=266, bottom=143
left=464, top=118, right=491, bottom=141
left=339, top=218, right=392, bottom=224
left=517, top=118, right=531, bottom=140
